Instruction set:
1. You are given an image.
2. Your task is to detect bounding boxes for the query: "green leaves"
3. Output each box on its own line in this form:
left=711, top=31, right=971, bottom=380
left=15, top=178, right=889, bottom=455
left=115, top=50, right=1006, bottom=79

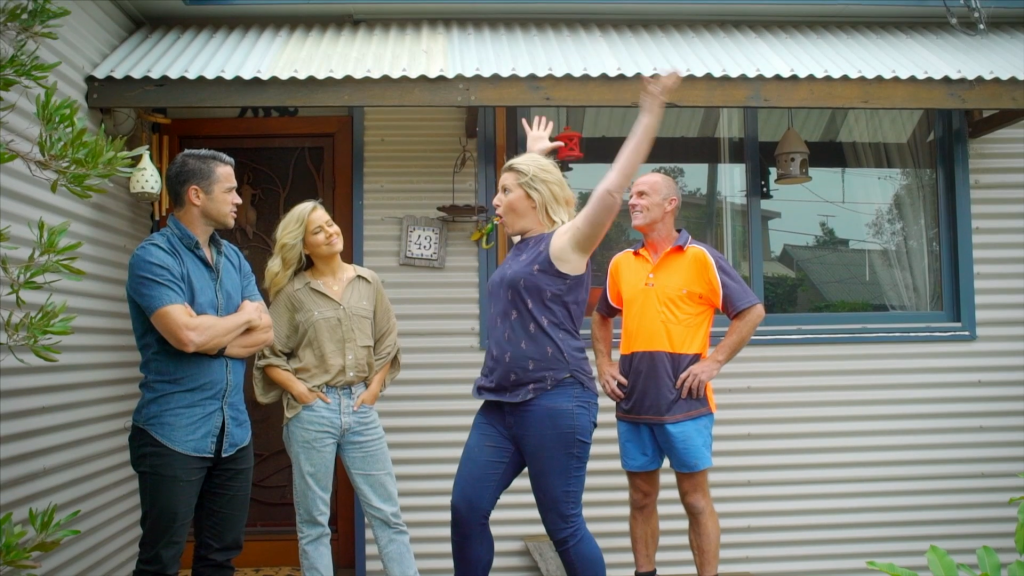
left=867, top=561, right=920, bottom=576
left=1015, top=476, right=1024, bottom=557
left=867, top=475, right=1024, bottom=576
left=1, top=219, right=83, bottom=362
left=2, top=219, right=85, bottom=300
left=0, top=0, right=68, bottom=97
left=868, top=546, right=1005, bottom=576
left=976, top=546, right=1002, bottom=576
left=1016, top=520, right=1024, bottom=559
left=0, top=503, right=81, bottom=575
left=924, top=546, right=959, bottom=576
left=1, top=0, right=145, bottom=364
left=29, top=82, right=143, bottom=200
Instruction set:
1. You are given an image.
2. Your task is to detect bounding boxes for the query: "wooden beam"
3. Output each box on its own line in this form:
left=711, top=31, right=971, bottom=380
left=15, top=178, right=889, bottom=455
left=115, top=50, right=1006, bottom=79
left=967, top=109, right=1024, bottom=139
left=87, top=76, right=1024, bottom=110
left=495, top=107, right=509, bottom=265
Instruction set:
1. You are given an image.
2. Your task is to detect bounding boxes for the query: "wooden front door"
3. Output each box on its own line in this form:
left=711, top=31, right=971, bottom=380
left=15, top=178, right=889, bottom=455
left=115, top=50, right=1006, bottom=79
left=163, top=117, right=355, bottom=570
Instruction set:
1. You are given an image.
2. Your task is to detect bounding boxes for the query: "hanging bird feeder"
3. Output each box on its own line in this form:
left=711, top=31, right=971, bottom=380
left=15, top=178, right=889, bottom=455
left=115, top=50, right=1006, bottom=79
left=437, top=136, right=489, bottom=221
left=553, top=126, right=584, bottom=162
left=774, top=110, right=812, bottom=185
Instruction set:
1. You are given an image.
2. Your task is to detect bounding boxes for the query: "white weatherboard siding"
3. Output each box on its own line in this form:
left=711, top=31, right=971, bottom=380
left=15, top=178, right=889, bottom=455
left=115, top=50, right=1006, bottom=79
left=364, top=110, right=1024, bottom=575
left=0, top=2, right=149, bottom=575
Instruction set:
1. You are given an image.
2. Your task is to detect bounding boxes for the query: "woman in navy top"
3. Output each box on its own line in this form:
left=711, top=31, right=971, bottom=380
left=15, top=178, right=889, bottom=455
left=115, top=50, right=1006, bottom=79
left=450, top=74, right=680, bottom=575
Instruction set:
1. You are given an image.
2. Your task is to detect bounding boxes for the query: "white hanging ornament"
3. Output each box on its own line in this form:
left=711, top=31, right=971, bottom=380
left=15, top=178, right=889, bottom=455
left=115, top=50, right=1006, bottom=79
left=129, top=151, right=162, bottom=202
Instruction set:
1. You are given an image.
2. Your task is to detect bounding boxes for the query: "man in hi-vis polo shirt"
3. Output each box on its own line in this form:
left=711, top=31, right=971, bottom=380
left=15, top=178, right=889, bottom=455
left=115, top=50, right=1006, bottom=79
left=592, top=172, right=765, bottom=576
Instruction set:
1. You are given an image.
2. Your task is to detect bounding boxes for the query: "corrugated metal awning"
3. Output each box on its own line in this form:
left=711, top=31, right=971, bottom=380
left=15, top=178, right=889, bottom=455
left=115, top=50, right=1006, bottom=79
left=91, top=21, right=1024, bottom=82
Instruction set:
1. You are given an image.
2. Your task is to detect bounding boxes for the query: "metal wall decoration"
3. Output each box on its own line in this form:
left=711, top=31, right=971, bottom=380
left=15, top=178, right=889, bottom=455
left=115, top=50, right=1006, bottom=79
left=399, top=215, right=448, bottom=269
left=237, top=107, right=300, bottom=118
left=437, top=134, right=487, bottom=221
left=230, top=146, right=324, bottom=252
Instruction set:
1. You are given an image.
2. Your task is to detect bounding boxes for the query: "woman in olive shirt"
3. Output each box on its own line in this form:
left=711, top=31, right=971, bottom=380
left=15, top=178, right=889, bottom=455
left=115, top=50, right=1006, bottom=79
left=254, top=200, right=417, bottom=576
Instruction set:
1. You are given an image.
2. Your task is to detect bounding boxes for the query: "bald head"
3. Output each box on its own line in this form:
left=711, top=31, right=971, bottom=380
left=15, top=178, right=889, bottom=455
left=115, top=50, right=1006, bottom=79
left=634, top=172, right=681, bottom=212
left=627, top=171, right=682, bottom=234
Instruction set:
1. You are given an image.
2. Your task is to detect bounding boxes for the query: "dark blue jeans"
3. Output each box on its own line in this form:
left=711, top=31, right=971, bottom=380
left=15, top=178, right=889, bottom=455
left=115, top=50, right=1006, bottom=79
left=451, top=378, right=605, bottom=576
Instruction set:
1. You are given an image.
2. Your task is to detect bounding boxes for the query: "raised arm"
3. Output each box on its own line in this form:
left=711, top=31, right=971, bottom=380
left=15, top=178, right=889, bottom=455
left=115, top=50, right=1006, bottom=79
left=550, top=74, right=680, bottom=272
left=523, top=116, right=566, bottom=156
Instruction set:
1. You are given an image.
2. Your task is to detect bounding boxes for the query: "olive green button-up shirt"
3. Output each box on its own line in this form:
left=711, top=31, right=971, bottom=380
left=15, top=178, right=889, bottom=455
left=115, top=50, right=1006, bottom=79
left=253, top=266, right=401, bottom=424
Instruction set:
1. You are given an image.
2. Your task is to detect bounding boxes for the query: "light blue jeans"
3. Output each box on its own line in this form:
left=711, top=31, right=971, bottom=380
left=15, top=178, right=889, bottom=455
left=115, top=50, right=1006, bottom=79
left=283, top=383, right=418, bottom=576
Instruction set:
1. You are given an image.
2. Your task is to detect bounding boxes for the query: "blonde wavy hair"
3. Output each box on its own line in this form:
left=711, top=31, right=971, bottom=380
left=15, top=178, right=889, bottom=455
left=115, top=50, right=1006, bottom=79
left=264, top=200, right=325, bottom=301
left=501, top=153, right=577, bottom=230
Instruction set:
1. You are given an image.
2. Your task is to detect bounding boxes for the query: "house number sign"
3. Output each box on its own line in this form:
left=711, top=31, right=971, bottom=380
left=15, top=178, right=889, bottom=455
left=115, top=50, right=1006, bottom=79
left=406, top=225, right=440, bottom=260
left=399, top=215, right=448, bottom=269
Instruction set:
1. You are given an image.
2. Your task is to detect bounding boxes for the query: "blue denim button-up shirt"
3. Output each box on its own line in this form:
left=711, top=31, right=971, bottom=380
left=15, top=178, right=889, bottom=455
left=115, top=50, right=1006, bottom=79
left=126, top=215, right=261, bottom=457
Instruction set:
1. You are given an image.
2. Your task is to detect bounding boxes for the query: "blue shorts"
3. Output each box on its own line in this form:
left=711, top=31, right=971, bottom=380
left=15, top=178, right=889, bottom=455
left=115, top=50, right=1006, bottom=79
left=617, top=413, right=714, bottom=473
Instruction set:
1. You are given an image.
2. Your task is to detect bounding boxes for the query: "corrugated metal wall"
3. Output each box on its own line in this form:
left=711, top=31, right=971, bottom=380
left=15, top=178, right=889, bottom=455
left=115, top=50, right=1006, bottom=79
left=90, top=21, right=1024, bottom=84
left=0, top=2, right=149, bottom=576
left=642, top=122, right=1024, bottom=575
left=0, top=10, right=1016, bottom=575
left=364, top=109, right=1023, bottom=576
left=362, top=108, right=493, bottom=574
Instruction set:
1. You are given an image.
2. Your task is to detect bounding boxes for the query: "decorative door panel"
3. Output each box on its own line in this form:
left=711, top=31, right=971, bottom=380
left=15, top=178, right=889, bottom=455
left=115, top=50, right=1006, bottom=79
left=167, top=117, right=354, bottom=569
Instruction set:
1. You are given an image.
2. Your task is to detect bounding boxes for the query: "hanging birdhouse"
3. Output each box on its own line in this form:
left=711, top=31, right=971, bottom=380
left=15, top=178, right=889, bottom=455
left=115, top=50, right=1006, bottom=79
left=129, top=151, right=162, bottom=202
left=774, top=127, right=812, bottom=185
left=553, top=126, right=584, bottom=162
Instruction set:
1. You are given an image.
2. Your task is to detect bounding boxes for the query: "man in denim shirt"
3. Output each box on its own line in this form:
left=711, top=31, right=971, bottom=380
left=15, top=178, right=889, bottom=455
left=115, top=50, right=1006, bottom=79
left=126, top=149, right=274, bottom=576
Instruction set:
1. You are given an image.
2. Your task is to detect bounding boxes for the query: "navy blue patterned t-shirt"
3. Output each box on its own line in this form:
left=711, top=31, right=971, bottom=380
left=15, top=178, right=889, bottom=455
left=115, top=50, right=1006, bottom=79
left=474, top=231, right=597, bottom=402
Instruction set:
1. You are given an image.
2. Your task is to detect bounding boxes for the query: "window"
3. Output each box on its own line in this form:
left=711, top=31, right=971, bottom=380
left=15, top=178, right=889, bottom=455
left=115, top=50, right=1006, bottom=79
left=759, top=109, right=944, bottom=314
left=507, top=107, right=974, bottom=342
left=524, top=107, right=749, bottom=316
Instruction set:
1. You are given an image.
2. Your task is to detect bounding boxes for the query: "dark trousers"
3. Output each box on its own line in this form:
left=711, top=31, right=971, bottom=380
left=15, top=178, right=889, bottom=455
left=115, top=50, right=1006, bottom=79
left=129, top=425, right=253, bottom=576
left=451, top=378, right=605, bottom=576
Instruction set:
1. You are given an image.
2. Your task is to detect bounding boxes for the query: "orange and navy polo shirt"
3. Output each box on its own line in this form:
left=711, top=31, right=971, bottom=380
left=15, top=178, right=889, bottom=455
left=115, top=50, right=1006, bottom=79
left=595, top=229, right=760, bottom=424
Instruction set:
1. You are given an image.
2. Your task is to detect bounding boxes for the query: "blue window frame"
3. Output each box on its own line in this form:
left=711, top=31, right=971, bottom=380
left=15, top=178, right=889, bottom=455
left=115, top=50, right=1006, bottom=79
left=494, top=106, right=976, bottom=344
left=744, top=110, right=975, bottom=343
left=477, top=108, right=498, bottom=349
